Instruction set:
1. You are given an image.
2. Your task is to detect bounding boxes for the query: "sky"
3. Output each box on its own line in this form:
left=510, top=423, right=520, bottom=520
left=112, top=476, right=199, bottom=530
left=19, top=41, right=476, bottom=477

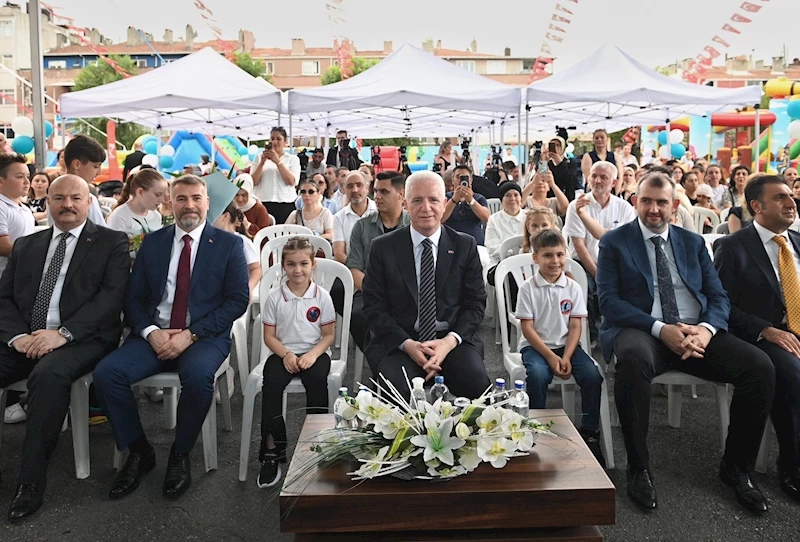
left=48, top=0, right=798, bottom=71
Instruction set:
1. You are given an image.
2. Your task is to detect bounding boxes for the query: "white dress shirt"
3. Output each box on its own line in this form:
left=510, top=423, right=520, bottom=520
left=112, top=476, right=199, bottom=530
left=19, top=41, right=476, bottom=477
left=637, top=220, right=716, bottom=339
left=141, top=222, right=206, bottom=339
left=753, top=221, right=800, bottom=320
left=332, top=200, right=377, bottom=253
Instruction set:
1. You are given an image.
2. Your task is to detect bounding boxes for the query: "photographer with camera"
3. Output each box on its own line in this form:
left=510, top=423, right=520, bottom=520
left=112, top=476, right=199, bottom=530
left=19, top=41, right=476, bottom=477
left=326, top=130, right=362, bottom=171
left=503, top=161, right=522, bottom=186
left=543, top=135, right=578, bottom=202
left=251, top=126, right=301, bottom=224
left=442, top=165, right=490, bottom=245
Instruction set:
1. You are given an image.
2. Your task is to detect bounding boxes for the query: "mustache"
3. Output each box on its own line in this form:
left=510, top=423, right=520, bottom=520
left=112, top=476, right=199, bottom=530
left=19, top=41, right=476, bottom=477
left=59, top=209, right=77, bottom=215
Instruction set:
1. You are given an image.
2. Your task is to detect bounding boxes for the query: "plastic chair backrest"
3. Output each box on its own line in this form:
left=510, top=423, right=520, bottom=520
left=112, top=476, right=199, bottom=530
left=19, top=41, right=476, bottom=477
left=714, top=222, right=729, bottom=235
left=702, top=233, right=724, bottom=261
left=260, top=234, right=333, bottom=280
left=252, top=224, right=314, bottom=252
left=486, top=198, right=502, bottom=215
left=498, top=234, right=524, bottom=262
left=692, top=206, right=720, bottom=234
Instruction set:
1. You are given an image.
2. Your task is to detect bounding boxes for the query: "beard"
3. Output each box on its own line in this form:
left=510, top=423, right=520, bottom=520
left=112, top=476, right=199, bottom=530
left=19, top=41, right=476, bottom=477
left=177, top=211, right=202, bottom=230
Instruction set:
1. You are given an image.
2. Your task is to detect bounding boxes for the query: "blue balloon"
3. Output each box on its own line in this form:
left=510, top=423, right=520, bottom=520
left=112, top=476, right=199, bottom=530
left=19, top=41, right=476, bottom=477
left=11, top=136, right=34, bottom=154
left=45, top=121, right=54, bottom=138
left=787, top=100, right=800, bottom=121
left=143, top=140, right=158, bottom=155
left=657, top=131, right=668, bottom=146
left=670, top=143, right=686, bottom=159
left=159, top=155, right=174, bottom=169
left=236, top=146, right=247, bottom=155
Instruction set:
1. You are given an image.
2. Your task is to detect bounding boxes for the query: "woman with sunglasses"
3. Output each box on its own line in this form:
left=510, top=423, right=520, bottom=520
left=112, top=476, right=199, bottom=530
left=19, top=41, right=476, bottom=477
left=286, top=179, right=334, bottom=241
left=294, top=173, right=338, bottom=214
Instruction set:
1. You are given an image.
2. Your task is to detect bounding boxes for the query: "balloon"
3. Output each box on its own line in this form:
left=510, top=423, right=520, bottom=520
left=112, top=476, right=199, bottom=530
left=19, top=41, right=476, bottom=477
left=787, top=100, right=800, bottom=120
left=565, top=143, right=575, bottom=154
left=159, top=144, right=175, bottom=157
left=236, top=146, right=247, bottom=156
left=11, top=117, right=34, bottom=138
left=143, top=140, right=158, bottom=155
left=670, top=143, right=686, bottom=159
left=657, top=131, right=668, bottom=146
left=669, top=129, right=684, bottom=144
left=11, top=136, right=34, bottom=154
left=158, top=155, right=174, bottom=169
left=141, top=154, right=159, bottom=167
left=658, top=145, right=671, bottom=159
left=248, top=144, right=259, bottom=155
left=44, top=121, right=54, bottom=138
left=789, top=120, right=800, bottom=139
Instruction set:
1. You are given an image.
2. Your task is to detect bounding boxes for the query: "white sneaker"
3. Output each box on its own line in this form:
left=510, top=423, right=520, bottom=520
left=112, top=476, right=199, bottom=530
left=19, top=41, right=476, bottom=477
left=4, top=403, right=26, bottom=424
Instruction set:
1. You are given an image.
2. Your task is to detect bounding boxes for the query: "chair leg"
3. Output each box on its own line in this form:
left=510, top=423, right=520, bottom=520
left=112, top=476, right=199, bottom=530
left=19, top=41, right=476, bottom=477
left=691, top=384, right=698, bottom=399
left=715, top=384, right=729, bottom=452
left=70, top=378, right=91, bottom=479
left=219, top=370, right=233, bottom=432
left=61, top=416, right=68, bottom=433
left=239, top=374, right=260, bottom=481
left=202, top=396, right=217, bottom=472
left=0, top=388, right=8, bottom=458
left=334, top=315, right=342, bottom=349
left=561, top=384, right=577, bottom=421
left=755, top=420, right=772, bottom=474
left=354, top=345, right=364, bottom=389
left=599, top=379, right=614, bottom=470
left=667, top=384, right=683, bottom=428
left=164, top=387, right=178, bottom=430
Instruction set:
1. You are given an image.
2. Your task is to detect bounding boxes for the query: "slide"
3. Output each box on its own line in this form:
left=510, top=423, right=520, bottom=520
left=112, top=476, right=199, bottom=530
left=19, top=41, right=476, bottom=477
left=167, top=131, right=236, bottom=172
left=214, top=136, right=250, bottom=169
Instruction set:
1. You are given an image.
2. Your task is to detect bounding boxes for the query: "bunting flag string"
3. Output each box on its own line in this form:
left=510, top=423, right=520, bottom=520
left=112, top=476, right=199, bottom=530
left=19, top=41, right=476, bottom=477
left=527, top=0, right=582, bottom=84
left=682, top=0, right=772, bottom=84
left=326, top=0, right=354, bottom=79
left=192, top=0, right=237, bottom=61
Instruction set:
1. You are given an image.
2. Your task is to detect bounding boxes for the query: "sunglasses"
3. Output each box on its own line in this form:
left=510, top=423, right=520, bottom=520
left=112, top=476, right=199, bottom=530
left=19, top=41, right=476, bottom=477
left=299, top=189, right=317, bottom=195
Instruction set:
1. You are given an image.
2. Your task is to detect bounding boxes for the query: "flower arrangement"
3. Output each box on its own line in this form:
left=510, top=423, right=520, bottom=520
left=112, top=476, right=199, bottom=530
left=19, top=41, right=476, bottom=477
left=288, top=374, right=554, bottom=485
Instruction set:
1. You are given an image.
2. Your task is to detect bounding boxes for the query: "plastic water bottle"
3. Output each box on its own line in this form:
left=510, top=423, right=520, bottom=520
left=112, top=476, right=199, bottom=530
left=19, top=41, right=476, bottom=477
left=490, top=378, right=510, bottom=406
left=430, top=376, right=450, bottom=403
left=512, top=380, right=530, bottom=418
left=333, top=387, right=355, bottom=429
left=411, top=377, right=428, bottom=410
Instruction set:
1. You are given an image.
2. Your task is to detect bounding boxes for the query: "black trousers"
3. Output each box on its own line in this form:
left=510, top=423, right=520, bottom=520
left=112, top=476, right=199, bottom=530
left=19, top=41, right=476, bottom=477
left=261, top=353, right=330, bottom=460
left=756, top=339, right=800, bottom=472
left=613, top=328, right=774, bottom=471
left=0, top=341, right=106, bottom=484
left=264, top=201, right=296, bottom=225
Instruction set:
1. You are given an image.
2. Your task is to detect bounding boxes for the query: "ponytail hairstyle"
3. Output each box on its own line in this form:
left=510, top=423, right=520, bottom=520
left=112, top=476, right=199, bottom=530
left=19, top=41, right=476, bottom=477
left=115, top=168, right=166, bottom=209
left=522, top=207, right=558, bottom=254
left=219, top=201, right=251, bottom=239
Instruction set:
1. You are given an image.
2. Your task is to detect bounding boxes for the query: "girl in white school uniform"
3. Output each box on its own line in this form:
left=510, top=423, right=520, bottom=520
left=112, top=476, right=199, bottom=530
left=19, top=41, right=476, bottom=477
left=258, top=237, right=336, bottom=488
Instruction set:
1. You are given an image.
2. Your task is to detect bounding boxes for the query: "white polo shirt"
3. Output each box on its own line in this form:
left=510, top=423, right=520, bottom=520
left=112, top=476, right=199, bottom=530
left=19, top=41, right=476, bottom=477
left=515, top=271, right=587, bottom=351
left=237, top=232, right=258, bottom=265
left=563, top=191, right=635, bottom=261
left=0, top=193, right=35, bottom=276
left=332, top=200, right=377, bottom=252
left=262, top=281, right=336, bottom=354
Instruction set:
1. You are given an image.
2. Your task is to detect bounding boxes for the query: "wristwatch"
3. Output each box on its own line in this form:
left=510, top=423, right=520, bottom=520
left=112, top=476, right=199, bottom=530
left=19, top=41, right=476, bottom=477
left=58, top=327, right=74, bottom=343
left=468, top=199, right=476, bottom=206
left=191, top=333, right=200, bottom=343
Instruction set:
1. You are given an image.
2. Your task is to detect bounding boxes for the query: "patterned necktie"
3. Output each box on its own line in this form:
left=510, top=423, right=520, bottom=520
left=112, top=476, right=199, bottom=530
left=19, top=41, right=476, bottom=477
left=169, top=235, right=192, bottom=329
left=31, top=232, right=70, bottom=331
left=772, top=235, right=800, bottom=335
left=650, top=236, right=680, bottom=325
left=418, top=238, right=437, bottom=342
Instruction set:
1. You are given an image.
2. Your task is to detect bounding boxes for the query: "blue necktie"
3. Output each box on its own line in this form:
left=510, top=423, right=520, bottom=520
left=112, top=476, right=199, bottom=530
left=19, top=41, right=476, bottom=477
left=651, top=236, right=680, bottom=325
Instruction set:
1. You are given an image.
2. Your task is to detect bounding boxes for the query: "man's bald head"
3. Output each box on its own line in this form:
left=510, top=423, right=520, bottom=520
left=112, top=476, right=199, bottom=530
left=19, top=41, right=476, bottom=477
left=49, top=174, right=91, bottom=230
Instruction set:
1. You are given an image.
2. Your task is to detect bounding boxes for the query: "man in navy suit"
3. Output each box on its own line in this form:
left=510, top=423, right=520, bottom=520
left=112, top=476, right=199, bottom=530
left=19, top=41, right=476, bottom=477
left=94, top=175, right=249, bottom=501
left=597, top=172, right=774, bottom=514
left=715, top=175, right=800, bottom=504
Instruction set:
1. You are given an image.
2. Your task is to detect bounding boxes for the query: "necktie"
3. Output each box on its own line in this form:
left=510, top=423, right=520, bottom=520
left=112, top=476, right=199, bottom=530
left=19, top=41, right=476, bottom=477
left=650, top=236, right=680, bottom=325
left=31, top=232, right=70, bottom=331
left=418, top=238, right=437, bottom=342
left=772, top=235, right=800, bottom=335
left=170, top=235, right=192, bottom=329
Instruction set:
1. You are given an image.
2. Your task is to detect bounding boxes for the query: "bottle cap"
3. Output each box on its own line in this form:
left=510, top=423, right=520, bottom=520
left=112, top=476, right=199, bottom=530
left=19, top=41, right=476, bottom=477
left=434, top=375, right=444, bottom=384
left=514, top=380, right=525, bottom=389
left=412, top=377, right=425, bottom=390
left=495, top=378, right=506, bottom=387
left=339, top=387, right=349, bottom=395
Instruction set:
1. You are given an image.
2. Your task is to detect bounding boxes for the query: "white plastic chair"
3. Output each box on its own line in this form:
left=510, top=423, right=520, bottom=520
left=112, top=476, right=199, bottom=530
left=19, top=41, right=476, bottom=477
left=252, top=224, right=314, bottom=253
left=720, top=207, right=731, bottom=223
left=112, top=359, right=233, bottom=473
left=494, top=254, right=615, bottom=469
left=702, top=233, right=724, bottom=261
left=239, top=259, right=352, bottom=481
left=755, top=419, right=775, bottom=474
left=692, top=206, right=720, bottom=235
left=486, top=198, right=502, bottom=214
left=714, top=222, right=730, bottom=235
left=492, top=235, right=525, bottom=345
left=0, top=373, right=94, bottom=479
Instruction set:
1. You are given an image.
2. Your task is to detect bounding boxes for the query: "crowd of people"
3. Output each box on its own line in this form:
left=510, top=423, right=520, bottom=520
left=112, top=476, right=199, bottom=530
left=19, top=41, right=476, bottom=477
left=1, top=125, right=800, bottom=527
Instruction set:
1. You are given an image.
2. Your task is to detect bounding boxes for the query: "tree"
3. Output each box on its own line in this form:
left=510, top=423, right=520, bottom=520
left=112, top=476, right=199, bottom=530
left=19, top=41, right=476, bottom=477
left=321, top=58, right=380, bottom=85
left=233, top=52, right=274, bottom=84
left=71, top=55, right=149, bottom=149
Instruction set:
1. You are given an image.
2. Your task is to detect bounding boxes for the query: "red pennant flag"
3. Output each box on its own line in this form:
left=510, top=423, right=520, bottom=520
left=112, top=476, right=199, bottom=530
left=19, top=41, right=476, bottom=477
left=712, top=35, right=731, bottom=47
left=555, top=3, right=574, bottom=14
left=541, top=43, right=553, bottom=55
left=740, top=2, right=762, bottom=12
left=549, top=24, right=567, bottom=33
left=722, top=23, right=741, bottom=34
left=730, top=13, right=752, bottom=22
left=703, top=45, right=722, bottom=59
left=545, top=33, right=564, bottom=43
left=552, top=14, right=571, bottom=23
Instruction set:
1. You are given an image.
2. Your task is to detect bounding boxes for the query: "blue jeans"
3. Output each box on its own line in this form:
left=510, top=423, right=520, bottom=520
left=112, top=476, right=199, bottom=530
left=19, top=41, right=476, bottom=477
left=521, top=345, right=603, bottom=432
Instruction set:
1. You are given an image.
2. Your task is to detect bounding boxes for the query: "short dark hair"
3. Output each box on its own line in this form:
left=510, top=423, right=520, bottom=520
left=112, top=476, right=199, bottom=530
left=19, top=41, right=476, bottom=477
left=375, top=170, right=405, bottom=191
left=647, top=165, right=673, bottom=177
left=691, top=164, right=705, bottom=174
left=312, top=147, right=324, bottom=155
left=745, top=174, right=785, bottom=215
left=336, top=130, right=348, bottom=137
left=453, top=164, right=472, bottom=176
left=64, top=135, right=105, bottom=166
left=0, top=153, right=28, bottom=178
left=502, top=160, right=516, bottom=172
left=532, top=229, right=566, bottom=253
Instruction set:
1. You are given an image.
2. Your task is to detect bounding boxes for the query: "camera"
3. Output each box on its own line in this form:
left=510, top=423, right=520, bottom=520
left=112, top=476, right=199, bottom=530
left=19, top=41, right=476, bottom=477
left=432, top=162, right=443, bottom=173
left=460, top=139, right=471, bottom=151
left=459, top=174, right=470, bottom=187
left=264, top=142, right=272, bottom=152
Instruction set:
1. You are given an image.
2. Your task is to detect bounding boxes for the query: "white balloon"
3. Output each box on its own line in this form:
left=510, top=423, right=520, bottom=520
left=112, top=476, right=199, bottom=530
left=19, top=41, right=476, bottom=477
left=658, top=145, right=672, bottom=159
left=159, top=144, right=175, bottom=157
left=248, top=144, right=259, bottom=155
left=565, top=143, right=575, bottom=154
left=11, top=117, right=34, bottom=138
left=669, top=129, right=684, bottom=144
left=141, top=154, right=159, bottom=167
left=789, top=120, right=800, bottom=140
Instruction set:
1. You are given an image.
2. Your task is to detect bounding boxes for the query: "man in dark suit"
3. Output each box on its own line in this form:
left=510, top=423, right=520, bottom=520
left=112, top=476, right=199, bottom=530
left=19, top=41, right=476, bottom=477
left=325, top=129, right=361, bottom=171
left=0, top=175, right=130, bottom=521
left=94, top=174, right=249, bottom=501
left=362, top=171, right=490, bottom=400
left=597, top=172, right=775, bottom=514
left=714, top=174, right=800, bottom=504
left=122, top=142, right=145, bottom=181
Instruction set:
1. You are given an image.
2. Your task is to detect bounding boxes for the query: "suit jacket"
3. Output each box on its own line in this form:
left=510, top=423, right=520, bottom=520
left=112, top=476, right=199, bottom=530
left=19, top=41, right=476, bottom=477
left=325, top=147, right=361, bottom=171
left=596, top=220, right=730, bottom=360
left=125, top=223, right=250, bottom=354
left=0, top=220, right=130, bottom=350
left=713, top=225, right=800, bottom=344
left=361, top=225, right=486, bottom=364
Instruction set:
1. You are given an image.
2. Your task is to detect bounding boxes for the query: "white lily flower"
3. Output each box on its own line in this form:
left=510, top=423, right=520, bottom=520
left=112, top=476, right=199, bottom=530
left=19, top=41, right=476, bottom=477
left=457, top=445, right=481, bottom=472
left=379, top=409, right=407, bottom=440
left=409, top=417, right=465, bottom=466
left=476, top=406, right=503, bottom=433
left=334, top=396, right=359, bottom=421
left=352, top=446, right=390, bottom=479
left=357, top=394, right=391, bottom=427
left=428, top=465, right=466, bottom=478
left=455, top=422, right=471, bottom=440
left=502, top=412, right=535, bottom=452
left=477, top=437, right=515, bottom=468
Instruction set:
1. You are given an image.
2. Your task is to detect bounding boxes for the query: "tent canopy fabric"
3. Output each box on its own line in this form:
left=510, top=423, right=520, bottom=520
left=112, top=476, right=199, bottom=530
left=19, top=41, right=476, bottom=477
left=60, top=47, right=283, bottom=122
left=523, top=44, right=763, bottom=130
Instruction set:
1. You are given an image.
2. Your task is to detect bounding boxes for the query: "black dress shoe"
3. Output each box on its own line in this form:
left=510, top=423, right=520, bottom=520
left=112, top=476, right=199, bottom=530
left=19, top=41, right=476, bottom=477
left=109, top=448, right=156, bottom=500
left=626, top=467, right=658, bottom=510
left=719, top=460, right=768, bottom=514
left=779, top=467, right=800, bottom=503
left=163, top=446, right=191, bottom=500
left=8, top=483, right=44, bottom=522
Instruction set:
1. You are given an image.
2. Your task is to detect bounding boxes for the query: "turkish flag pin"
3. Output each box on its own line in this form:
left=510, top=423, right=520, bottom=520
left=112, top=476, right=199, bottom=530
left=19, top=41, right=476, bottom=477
left=447, top=250, right=454, bottom=254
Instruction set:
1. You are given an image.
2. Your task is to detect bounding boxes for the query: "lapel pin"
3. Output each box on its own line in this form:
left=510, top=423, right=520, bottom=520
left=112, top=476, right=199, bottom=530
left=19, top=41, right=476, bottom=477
left=209, top=239, right=214, bottom=244
left=447, top=249, right=454, bottom=254
left=86, top=238, right=92, bottom=243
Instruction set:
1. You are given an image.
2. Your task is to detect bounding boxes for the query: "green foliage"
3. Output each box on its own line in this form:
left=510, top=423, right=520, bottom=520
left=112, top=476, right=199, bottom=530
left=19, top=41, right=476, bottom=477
left=361, top=138, right=421, bottom=147
left=233, top=52, right=274, bottom=84
left=321, top=58, right=380, bottom=85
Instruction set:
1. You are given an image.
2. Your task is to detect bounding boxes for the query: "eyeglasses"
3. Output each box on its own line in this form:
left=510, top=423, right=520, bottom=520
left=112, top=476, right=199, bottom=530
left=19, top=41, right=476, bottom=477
left=299, top=189, right=317, bottom=195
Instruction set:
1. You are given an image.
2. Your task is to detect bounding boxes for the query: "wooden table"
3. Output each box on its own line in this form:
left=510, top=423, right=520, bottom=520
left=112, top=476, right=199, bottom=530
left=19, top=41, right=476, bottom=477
left=280, top=410, right=615, bottom=541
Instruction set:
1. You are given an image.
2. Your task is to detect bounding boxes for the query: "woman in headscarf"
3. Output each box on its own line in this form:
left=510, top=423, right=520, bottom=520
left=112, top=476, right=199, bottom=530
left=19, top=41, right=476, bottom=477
left=235, top=173, right=271, bottom=236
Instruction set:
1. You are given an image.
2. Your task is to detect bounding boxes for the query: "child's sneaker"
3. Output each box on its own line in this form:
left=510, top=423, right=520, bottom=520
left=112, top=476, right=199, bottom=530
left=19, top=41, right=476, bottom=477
left=257, top=453, right=282, bottom=488
left=579, top=427, right=606, bottom=469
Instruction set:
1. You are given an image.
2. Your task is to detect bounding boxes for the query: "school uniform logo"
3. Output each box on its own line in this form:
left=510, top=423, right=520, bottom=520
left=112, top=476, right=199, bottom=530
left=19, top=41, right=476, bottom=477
left=307, top=307, right=321, bottom=322
left=560, top=299, right=573, bottom=315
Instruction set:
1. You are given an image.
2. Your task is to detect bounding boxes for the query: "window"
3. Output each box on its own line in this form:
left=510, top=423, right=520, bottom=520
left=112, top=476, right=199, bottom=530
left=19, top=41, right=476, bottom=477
left=48, top=60, right=67, bottom=69
left=265, top=61, right=274, bottom=75
left=134, top=59, right=148, bottom=68
left=486, top=60, right=507, bottom=75
left=302, top=60, right=320, bottom=76
left=0, top=21, right=12, bottom=38
left=456, top=60, right=475, bottom=73
left=88, top=60, right=99, bottom=66
left=1, top=55, right=12, bottom=68
left=0, top=89, right=15, bottom=105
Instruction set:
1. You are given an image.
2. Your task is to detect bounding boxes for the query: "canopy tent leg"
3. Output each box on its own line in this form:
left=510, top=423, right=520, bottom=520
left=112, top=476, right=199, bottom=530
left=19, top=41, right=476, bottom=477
left=754, top=107, right=761, bottom=173
left=517, top=113, right=522, bottom=172
left=500, top=120, right=505, bottom=151
left=289, top=116, right=294, bottom=154
left=525, top=106, right=530, bottom=172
